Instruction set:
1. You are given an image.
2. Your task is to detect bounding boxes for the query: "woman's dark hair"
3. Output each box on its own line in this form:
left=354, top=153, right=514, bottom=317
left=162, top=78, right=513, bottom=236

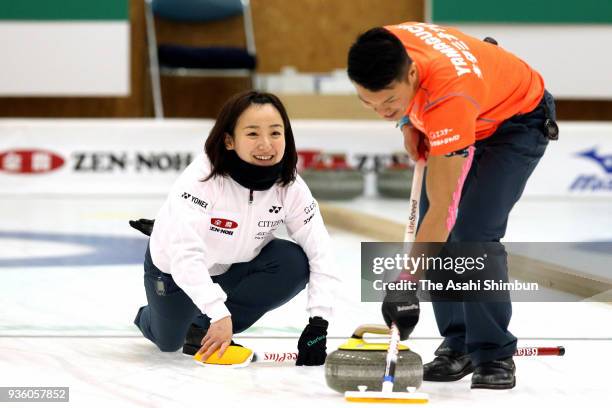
left=204, top=90, right=298, bottom=186
left=347, top=27, right=412, bottom=92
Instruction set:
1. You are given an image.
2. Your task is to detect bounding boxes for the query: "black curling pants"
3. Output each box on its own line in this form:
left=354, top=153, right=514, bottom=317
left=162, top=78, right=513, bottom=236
left=419, top=91, right=556, bottom=366
left=134, top=239, right=309, bottom=352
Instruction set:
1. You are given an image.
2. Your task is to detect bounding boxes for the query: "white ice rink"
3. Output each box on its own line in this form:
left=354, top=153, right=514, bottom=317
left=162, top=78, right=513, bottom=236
left=1, top=195, right=611, bottom=407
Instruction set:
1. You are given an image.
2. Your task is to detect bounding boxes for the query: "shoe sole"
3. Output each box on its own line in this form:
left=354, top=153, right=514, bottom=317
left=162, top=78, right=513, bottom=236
left=471, top=377, right=516, bottom=390
left=423, top=365, right=474, bottom=382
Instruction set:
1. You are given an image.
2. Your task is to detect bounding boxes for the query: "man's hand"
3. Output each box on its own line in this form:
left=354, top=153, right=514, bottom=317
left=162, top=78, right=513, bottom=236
left=196, top=316, right=232, bottom=361
left=402, top=126, right=429, bottom=161
left=296, top=317, right=328, bottom=366
left=382, top=289, right=420, bottom=341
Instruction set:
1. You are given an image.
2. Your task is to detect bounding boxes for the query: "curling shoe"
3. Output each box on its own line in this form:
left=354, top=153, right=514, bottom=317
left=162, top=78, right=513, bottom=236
left=423, top=345, right=474, bottom=381
left=471, top=357, right=516, bottom=389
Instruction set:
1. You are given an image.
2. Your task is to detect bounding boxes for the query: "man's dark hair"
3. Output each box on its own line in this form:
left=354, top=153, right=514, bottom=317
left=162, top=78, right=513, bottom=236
left=204, top=90, right=297, bottom=186
left=347, top=27, right=412, bottom=92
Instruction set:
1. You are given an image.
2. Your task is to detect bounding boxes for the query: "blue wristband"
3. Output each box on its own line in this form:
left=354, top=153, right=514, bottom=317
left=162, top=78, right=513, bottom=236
left=396, top=115, right=411, bottom=130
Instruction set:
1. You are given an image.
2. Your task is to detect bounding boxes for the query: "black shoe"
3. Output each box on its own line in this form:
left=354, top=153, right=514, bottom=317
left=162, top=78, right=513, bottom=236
left=423, top=345, right=474, bottom=382
left=471, top=357, right=516, bottom=389
left=182, top=323, right=208, bottom=356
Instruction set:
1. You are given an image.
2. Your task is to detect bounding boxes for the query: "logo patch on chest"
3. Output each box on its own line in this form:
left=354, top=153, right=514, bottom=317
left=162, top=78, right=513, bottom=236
left=210, top=218, right=238, bottom=235
left=269, top=206, right=282, bottom=213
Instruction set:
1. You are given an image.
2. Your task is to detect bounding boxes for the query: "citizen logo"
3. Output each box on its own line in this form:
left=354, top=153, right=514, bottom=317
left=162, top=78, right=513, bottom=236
left=258, top=219, right=284, bottom=228
left=181, top=192, right=208, bottom=209
left=269, top=206, right=282, bottom=213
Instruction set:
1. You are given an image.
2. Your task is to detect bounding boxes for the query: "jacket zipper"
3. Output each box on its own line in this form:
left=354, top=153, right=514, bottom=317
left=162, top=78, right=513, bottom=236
left=242, top=189, right=254, bottom=256
left=230, top=189, right=254, bottom=261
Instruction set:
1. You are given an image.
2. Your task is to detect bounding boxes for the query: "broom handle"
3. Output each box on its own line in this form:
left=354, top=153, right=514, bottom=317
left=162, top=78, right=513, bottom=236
left=404, top=159, right=426, bottom=242
left=381, top=323, right=401, bottom=392
left=245, top=345, right=564, bottom=365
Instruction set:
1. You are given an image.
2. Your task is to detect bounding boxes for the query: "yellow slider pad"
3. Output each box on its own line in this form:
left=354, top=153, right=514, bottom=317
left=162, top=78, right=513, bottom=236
left=194, top=345, right=254, bottom=366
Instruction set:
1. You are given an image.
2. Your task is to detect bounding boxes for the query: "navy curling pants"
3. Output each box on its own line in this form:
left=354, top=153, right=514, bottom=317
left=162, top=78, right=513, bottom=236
left=419, top=91, right=556, bottom=366
left=133, top=239, right=309, bottom=352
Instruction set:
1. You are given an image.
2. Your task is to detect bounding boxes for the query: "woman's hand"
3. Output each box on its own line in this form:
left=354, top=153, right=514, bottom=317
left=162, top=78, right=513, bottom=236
left=196, top=316, right=233, bottom=361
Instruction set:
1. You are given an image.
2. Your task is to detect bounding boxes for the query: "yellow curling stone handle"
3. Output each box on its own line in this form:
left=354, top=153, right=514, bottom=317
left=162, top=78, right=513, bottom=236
left=339, top=324, right=410, bottom=351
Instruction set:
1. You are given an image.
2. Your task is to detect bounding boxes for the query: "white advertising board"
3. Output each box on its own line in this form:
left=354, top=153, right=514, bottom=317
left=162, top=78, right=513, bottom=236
left=0, top=120, right=610, bottom=198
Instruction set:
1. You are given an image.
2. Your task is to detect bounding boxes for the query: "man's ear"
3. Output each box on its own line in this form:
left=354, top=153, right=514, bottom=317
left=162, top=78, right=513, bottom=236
left=407, top=63, right=417, bottom=84
left=224, top=133, right=234, bottom=150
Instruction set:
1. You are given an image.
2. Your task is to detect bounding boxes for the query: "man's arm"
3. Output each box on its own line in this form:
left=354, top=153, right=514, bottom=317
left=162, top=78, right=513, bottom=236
left=416, top=151, right=472, bottom=242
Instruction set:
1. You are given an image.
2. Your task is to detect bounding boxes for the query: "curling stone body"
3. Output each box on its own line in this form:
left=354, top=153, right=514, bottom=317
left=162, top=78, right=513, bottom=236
left=301, top=169, right=364, bottom=200
left=377, top=167, right=414, bottom=198
left=299, top=152, right=364, bottom=200
left=324, top=325, right=423, bottom=393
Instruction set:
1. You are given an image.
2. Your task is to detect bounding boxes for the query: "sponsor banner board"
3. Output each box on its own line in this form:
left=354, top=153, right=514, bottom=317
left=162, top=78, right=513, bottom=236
left=0, top=120, right=610, bottom=197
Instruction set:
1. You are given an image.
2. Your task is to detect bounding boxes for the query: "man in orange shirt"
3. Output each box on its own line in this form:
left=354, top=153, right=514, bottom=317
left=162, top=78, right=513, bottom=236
left=347, top=22, right=558, bottom=389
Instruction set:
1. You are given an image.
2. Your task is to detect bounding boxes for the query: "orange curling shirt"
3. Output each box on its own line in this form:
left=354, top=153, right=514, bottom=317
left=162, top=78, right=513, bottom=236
left=386, top=22, right=545, bottom=156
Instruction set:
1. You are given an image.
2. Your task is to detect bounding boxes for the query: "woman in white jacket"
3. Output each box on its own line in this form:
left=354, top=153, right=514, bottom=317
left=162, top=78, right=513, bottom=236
left=132, top=91, right=339, bottom=366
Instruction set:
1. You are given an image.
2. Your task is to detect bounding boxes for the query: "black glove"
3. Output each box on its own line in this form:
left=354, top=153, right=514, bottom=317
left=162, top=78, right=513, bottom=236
left=296, top=316, right=328, bottom=366
left=129, top=218, right=155, bottom=236
left=381, top=288, right=420, bottom=340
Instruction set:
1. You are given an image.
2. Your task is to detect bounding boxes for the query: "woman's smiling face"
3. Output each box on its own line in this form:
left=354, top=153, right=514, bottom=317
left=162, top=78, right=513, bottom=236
left=225, top=103, right=286, bottom=166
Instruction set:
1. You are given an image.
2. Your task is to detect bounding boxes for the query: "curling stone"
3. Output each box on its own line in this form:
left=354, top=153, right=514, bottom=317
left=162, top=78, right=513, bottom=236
left=325, top=324, right=423, bottom=393
left=300, top=152, right=364, bottom=200
left=297, top=149, right=321, bottom=172
left=376, top=152, right=415, bottom=199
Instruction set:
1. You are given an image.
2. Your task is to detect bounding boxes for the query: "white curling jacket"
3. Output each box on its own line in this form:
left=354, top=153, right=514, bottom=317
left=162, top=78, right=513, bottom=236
left=149, top=154, right=338, bottom=323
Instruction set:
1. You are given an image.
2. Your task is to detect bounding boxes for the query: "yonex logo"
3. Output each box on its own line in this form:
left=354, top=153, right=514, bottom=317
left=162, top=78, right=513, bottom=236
left=181, top=192, right=208, bottom=209
left=269, top=206, right=282, bottom=213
